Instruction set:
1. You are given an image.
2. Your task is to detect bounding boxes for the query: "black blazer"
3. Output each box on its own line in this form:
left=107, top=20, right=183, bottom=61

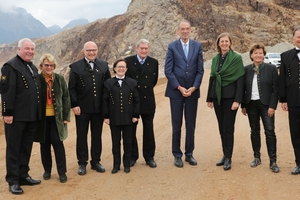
left=103, top=76, right=140, bottom=126
left=242, top=63, right=278, bottom=109
left=206, top=73, right=244, bottom=103
left=279, top=48, right=300, bottom=106
left=0, top=55, right=41, bottom=121
left=68, top=58, right=111, bottom=113
left=125, top=55, right=158, bottom=114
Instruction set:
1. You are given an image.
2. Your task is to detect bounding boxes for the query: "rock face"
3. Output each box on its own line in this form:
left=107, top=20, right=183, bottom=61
left=0, top=0, right=299, bottom=78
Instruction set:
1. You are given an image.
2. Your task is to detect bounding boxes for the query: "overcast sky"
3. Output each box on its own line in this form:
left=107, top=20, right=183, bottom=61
left=0, top=0, right=132, bottom=27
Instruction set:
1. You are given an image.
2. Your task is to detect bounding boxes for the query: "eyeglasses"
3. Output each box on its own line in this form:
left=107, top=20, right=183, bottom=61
left=43, top=64, right=55, bottom=68
left=115, top=66, right=126, bottom=69
left=85, top=49, right=97, bottom=52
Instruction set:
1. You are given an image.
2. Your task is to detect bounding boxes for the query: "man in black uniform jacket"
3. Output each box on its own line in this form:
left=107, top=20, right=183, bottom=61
left=279, top=25, right=300, bottom=175
left=125, top=39, right=159, bottom=168
left=0, top=38, right=42, bottom=195
left=69, top=41, right=111, bottom=175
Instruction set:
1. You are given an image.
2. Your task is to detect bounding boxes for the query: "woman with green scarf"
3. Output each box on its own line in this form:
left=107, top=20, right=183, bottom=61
left=206, top=33, right=245, bottom=171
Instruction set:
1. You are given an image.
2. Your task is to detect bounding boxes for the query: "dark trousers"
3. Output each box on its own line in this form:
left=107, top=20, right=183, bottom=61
left=170, top=98, right=198, bottom=158
left=75, top=112, right=103, bottom=166
left=110, top=125, right=133, bottom=168
left=288, top=106, right=300, bottom=166
left=246, top=100, right=277, bottom=162
left=131, top=113, right=156, bottom=162
left=40, top=116, right=67, bottom=175
left=5, top=121, right=37, bottom=185
left=213, top=98, right=237, bottom=159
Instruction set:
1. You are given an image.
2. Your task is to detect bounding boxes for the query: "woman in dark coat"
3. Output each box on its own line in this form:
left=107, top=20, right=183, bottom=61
left=35, top=53, right=70, bottom=182
left=103, top=59, right=140, bottom=174
left=206, top=32, right=245, bottom=171
left=241, top=43, right=279, bottom=173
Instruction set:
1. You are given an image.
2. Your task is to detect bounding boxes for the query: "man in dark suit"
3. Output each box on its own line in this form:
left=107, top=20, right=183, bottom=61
left=165, top=20, right=204, bottom=168
left=1, top=38, right=42, bottom=195
left=69, top=41, right=111, bottom=175
left=125, top=39, right=159, bottom=168
left=279, top=25, right=300, bottom=175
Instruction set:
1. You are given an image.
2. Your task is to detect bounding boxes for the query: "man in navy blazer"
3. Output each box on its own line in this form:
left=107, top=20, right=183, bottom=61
left=279, top=25, right=300, bottom=175
left=165, top=20, right=204, bottom=168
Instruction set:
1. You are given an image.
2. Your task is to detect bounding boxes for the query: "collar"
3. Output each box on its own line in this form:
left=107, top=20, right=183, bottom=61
left=17, top=54, right=32, bottom=66
left=115, top=75, right=125, bottom=79
left=136, top=55, right=147, bottom=63
left=180, top=39, right=189, bottom=47
left=85, top=58, right=95, bottom=63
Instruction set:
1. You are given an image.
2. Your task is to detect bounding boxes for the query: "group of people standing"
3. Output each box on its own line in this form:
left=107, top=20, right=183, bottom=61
left=164, top=20, right=300, bottom=177
left=1, top=19, right=300, bottom=195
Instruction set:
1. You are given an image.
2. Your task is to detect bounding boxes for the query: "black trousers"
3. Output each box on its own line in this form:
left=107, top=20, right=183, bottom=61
left=288, top=106, right=300, bottom=166
left=40, top=116, right=66, bottom=175
left=75, top=113, right=103, bottom=166
left=246, top=100, right=277, bottom=162
left=131, top=113, right=156, bottom=162
left=110, top=125, right=133, bottom=168
left=213, top=98, right=238, bottom=159
left=5, top=121, right=37, bottom=185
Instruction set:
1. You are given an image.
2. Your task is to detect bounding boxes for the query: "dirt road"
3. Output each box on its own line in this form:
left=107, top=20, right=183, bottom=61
left=0, top=69, right=298, bottom=199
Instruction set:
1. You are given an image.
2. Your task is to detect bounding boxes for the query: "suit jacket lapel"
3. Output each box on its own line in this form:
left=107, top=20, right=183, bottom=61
left=187, top=40, right=195, bottom=61
left=175, top=39, right=187, bottom=61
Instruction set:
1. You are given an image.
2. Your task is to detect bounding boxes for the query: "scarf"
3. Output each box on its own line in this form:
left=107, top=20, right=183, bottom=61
left=253, top=63, right=264, bottom=75
left=210, top=50, right=245, bottom=104
left=42, top=72, right=53, bottom=105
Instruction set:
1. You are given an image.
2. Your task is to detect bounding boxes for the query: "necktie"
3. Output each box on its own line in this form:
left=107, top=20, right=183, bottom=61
left=27, top=64, right=34, bottom=76
left=140, top=60, right=144, bottom=65
left=296, top=49, right=300, bottom=54
left=183, top=43, right=188, bottom=59
left=117, top=77, right=123, bottom=87
left=88, top=61, right=94, bottom=70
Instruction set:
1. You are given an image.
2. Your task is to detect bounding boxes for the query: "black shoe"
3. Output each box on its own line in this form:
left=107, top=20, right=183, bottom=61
left=174, top=157, right=183, bottom=168
left=78, top=165, right=86, bottom=175
left=124, top=167, right=130, bottom=173
left=9, top=184, right=23, bottom=195
left=216, top=156, right=225, bottom=166
left=19, top=176, right=41, bottom=186
left=250, top=158, right=261, bottom=168
left=43, top=172, right=51, bottom=180
left=130, top=160, right=136, bottom=167
left=270, top=162, right=279, bottom=173
left=91, top=163, right=105, bottom=173
left=111, top=167, right=120, bottom=174
left=291, top=166, right=300, bottom=175
left=59, top=174, right=67, bottom=183
left=185, top=156, right=197, bottom=166
left=223, top=158, right=231, bottom=171
left=146, top=160, right=157, bottom=168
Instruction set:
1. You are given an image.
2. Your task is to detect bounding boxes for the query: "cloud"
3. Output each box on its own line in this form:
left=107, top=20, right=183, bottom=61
left=0, top=0, right=131, bottom=27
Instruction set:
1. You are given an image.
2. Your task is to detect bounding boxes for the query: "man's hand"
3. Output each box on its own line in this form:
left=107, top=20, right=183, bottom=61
left=281, top=103, right=288, bottom=111
left=3, top=116, right=13, bottom=124
left=72, top=106, right=81, bottom=116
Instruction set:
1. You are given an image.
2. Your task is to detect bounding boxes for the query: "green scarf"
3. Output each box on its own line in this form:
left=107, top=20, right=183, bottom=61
left=210, top=50, right=245, bottom=104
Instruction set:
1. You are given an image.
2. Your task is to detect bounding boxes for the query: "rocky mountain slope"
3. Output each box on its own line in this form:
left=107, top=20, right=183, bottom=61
left=0, top=0, right=299, bottom=78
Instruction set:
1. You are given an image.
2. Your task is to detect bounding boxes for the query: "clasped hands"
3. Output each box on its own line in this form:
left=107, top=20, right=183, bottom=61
left=178, top=86, right=196, bottom=97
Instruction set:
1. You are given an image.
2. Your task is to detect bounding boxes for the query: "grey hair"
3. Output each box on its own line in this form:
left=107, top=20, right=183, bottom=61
left=178, top=19, right=191, bottom=29
left=136, top=39, right=150, bottom=47
left=293, top=25, right=300, bottom=36
left=18, top=38, right=35, bottom=48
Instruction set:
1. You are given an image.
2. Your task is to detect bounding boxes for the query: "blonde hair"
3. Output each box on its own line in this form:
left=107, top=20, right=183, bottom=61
left=39, top=53, right=57, bottom=70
